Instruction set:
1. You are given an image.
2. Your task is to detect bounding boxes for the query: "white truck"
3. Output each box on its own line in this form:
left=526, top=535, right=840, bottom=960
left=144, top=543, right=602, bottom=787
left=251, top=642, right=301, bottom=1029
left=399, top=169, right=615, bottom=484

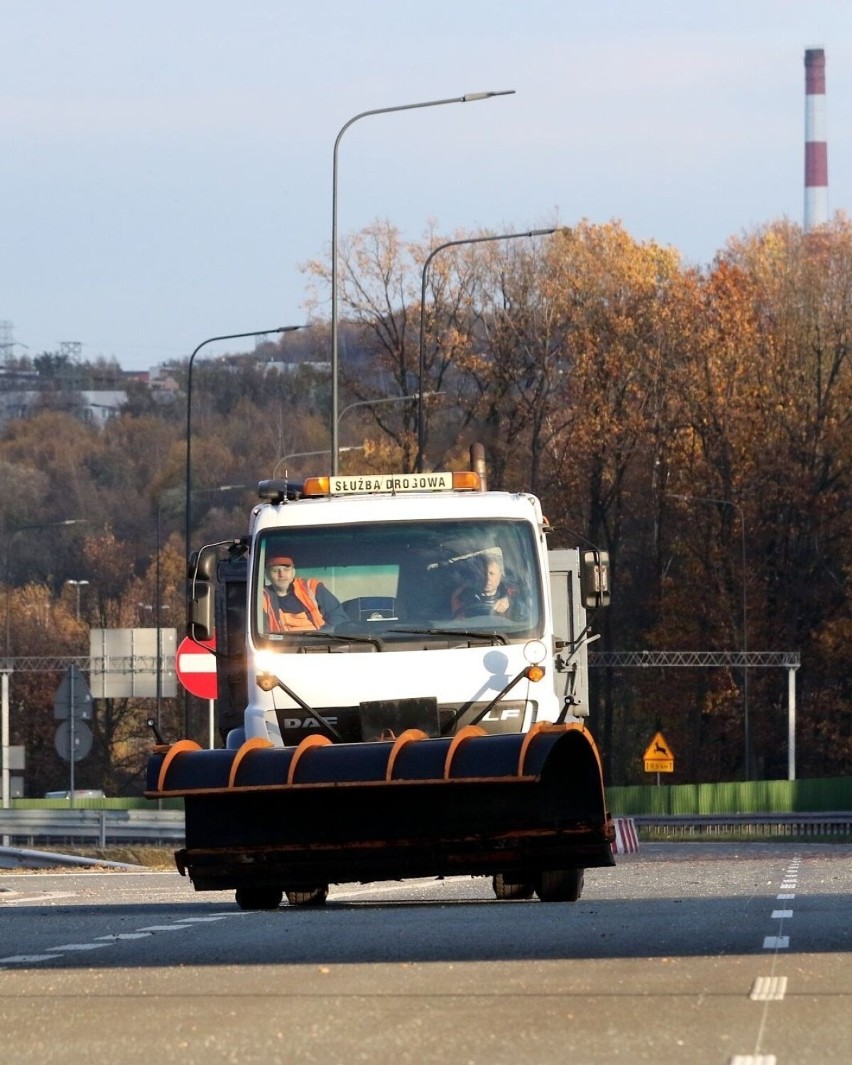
left=147, top=448, right=614, bottom=909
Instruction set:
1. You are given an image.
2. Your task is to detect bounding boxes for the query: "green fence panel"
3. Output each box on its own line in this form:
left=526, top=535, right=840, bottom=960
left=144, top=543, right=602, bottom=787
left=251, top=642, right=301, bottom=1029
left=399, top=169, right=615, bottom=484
left=12, top=797, right=184, bottom=811
left=607, top=777, right=852, bottom=816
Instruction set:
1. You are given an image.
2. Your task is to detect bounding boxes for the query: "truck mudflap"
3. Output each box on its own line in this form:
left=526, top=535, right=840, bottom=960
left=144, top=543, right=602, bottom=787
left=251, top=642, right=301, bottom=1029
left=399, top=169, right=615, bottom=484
left=145, top=722, right=615, bottom=893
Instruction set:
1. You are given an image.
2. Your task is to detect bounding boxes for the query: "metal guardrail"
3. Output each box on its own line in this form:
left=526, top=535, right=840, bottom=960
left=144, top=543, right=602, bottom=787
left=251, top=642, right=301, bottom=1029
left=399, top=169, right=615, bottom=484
left=635, top=812, right=852, bottom=838
left=1, top=809, right=850, bottom=849
left=0, top=809, right=185, bottom=848
left=0, top=847, right=145, bottom=870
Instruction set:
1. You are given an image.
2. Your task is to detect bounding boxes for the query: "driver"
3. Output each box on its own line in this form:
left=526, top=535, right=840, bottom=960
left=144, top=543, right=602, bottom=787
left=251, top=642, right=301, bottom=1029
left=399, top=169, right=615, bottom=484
left=451, top=551, right=520, bottom=619
left=262, top=555, right=348, bottom=632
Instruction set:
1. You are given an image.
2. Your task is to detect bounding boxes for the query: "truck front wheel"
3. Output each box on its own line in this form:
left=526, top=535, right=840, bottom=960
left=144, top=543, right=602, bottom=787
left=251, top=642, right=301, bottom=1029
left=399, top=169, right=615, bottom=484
left=286, top=886, right=329, bottom=907
left=235, top=886, right=284, bottom=910
left=492, top=873, right=535, bottom=900
left=535, top=868, right=584, bottom=902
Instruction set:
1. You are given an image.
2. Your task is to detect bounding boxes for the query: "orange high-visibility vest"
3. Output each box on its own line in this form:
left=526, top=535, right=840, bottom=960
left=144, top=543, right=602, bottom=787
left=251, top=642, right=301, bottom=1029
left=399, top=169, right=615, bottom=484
left=263, top=578, right=325, bottom=631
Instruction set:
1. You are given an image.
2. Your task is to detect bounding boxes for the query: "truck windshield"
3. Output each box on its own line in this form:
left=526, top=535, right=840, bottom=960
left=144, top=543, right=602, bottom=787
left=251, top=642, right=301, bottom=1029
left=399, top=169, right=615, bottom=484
left=253, top=518, right=542, bottom=646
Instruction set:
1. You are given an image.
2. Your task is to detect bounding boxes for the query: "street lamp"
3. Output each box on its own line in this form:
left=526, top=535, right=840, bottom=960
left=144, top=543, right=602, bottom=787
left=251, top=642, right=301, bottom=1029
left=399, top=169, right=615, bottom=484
left=185, top=327, right=304, bottom=562
left=416, top=228, right=557, bottom=471
left=271, top=446, right=365, bottom=481
left=5, top=520, right=88, bottom=660
left=330, top=90, right=515, bottom=476
left=341, top=391, right=446, bottom=463
left=667, top=493, right=749, bottom=779
left=2, top=518, right=87, bottom=810
left=65, top=579, right=89, bottom=620
left=272, top=395, right=443, bottom=479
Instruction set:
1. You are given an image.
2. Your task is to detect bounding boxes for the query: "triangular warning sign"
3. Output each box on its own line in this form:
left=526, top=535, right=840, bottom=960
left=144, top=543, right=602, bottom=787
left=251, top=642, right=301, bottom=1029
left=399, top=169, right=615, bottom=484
left=643, top=731, right=673, bottom=760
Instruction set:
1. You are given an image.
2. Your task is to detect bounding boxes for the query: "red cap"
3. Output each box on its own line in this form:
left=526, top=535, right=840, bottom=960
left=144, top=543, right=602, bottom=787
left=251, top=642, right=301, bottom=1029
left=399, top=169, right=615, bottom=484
left=266, top=556, right=294, bottom=567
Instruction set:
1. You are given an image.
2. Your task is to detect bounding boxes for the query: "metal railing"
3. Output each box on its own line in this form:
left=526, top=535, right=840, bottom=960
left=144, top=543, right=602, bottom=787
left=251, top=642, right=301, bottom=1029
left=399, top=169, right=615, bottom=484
left=1, top=809, right=850, bottom=850
left=635, top=812, right=852, bottom=840
left=0, top=808, right=184, bottom=848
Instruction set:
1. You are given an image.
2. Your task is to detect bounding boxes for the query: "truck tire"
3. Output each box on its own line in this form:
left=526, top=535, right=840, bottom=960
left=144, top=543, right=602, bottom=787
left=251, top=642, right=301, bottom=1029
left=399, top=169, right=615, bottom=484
left=535, top=868, right=584, bottom=903
left=235, top=886, right=284, bottom=910
left=286, top=886, right=329, bottom=907
left=492, top=873, right=535, bottom=900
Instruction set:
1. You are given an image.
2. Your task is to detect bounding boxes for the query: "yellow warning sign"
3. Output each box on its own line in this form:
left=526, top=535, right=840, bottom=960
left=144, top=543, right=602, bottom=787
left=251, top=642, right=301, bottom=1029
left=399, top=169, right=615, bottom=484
left=643, top=731, right=674, bottom=773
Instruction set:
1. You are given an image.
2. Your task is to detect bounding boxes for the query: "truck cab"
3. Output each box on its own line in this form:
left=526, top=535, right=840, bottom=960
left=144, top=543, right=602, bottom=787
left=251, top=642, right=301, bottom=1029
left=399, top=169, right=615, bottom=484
left=191, top=468, right=607, bottom=750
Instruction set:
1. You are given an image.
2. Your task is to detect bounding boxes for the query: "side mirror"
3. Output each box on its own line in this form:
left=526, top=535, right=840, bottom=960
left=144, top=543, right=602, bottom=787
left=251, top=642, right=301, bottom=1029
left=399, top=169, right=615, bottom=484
left=580, top=549, right=611, bottom=609
left=186, top=546, right=217, bottom=641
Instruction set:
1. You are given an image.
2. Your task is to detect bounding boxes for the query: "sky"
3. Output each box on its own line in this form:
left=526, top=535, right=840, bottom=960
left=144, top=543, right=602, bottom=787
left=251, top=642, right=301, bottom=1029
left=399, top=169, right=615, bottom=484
left=2, top=1, right=850, bottom=372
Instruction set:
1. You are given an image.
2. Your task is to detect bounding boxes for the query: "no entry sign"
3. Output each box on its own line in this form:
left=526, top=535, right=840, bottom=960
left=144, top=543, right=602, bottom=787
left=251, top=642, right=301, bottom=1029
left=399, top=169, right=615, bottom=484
left=176, top=636, right=218, bottom=699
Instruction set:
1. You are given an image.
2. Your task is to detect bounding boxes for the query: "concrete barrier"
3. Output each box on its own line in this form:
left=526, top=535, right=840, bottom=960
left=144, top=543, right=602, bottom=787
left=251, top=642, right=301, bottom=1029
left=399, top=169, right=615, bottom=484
left=611, top=817, right=639, bottom=854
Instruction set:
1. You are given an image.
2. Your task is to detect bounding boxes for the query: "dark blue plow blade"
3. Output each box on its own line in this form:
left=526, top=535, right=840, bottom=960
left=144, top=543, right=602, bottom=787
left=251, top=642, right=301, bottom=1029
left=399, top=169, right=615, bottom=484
left=145, top=724, right=615, bottom=893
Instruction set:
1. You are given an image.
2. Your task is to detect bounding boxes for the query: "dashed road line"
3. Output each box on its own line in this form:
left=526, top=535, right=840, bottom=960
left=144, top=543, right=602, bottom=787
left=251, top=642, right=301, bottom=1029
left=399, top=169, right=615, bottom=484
left=134, top=924, right=193, bottom=932
left=47, top=942, right=113, bottom=952
left=749, top=976, right=787, bottom=1002
left=94, top=933, right=153, bottom=941
left=0, top=909, right=248, bottom=967
left=172, top=915, right=235, bottom=923
left=0, top=890, right=79, bottom=905
left=732, top=853, right=802, bottom=1065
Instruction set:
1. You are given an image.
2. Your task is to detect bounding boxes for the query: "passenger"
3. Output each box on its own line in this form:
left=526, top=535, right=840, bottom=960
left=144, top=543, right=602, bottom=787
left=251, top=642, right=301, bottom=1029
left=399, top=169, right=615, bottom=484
left=451, top=552, right=520, bottom=620
left=262, top=556, right=349, bottom=632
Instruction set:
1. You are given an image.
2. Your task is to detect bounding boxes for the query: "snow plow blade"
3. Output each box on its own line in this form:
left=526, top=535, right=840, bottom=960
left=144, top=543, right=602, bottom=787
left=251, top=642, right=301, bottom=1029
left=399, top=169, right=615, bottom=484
left=145, top=722, right=615, bottom=893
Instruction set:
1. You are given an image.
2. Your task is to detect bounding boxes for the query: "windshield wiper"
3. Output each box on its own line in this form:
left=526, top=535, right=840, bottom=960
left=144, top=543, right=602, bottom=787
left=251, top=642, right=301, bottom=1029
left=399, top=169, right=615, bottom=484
left=388, top=627, right=507, bottom=646
left=296, top=631, right=384, bottom=651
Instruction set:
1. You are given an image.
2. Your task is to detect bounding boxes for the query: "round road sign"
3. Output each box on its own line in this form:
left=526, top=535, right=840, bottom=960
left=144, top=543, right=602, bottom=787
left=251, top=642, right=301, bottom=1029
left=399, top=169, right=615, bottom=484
left=54, top=720, right=93, bottom=762
left=176, top=636, right=218, bottom=699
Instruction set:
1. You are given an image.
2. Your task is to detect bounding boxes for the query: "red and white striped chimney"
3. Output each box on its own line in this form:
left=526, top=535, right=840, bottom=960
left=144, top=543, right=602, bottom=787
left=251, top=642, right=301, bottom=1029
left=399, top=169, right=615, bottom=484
left=804, top=48, right=829, bottom=231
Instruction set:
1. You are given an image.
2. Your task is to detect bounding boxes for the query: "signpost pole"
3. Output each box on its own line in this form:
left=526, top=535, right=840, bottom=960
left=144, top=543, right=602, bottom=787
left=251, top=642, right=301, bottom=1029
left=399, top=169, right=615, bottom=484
left=69, top=666, right=75, bottom=806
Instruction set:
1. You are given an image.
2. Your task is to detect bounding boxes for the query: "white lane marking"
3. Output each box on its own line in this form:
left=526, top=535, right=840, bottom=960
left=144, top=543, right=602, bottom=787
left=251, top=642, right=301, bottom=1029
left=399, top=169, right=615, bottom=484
left=135, top=924, right=192, bottom=932
left=0, top=909, right=249, bottom=967
left=94, top=933, right=153, bottom=941
left=763, top=936, right=789, bottom=949
left=47, top=942, right=113, bottom=952
left=172, top=916, right=234, bottom=923
left=750, top=976, right=788, bottom=1001
left=779, top=881, right=796, bottom=890
left=0, top=954, right=63, bottom=964
left=730, top=1057, right=777, bottom=1065
left=770, top=909, right=793, bottom=919
left=776, top=893, right=795, bottom=900
left=0, top=891, right=78, bottom=905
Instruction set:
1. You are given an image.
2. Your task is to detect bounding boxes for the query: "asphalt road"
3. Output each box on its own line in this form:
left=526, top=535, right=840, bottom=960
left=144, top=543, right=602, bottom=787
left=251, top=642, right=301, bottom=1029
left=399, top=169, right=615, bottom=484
left=1, top=843, right=849, bottom=1065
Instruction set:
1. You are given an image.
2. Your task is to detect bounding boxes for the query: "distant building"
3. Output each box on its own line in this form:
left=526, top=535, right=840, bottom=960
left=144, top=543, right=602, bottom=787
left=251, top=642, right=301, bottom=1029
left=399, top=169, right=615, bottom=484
left=0, top=388, right=127, bottom=427
left=79, top=391, right=128, bottom=425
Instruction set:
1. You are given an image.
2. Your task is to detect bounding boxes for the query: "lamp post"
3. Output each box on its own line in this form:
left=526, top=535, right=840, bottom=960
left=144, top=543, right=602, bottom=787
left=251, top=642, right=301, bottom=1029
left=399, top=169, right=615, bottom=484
left=271, top=446, right=365, bottom=481
left=330, top=89, right=515, bottom=476
left=2, top=518, right=87, bottom=810
left=65, top=579, right=89, bottom=620
left=416, top=228, right=556, bottom=471
left=185, top=327, right=304, bottom=562
left=341, top=392, right=445, bottom=466
left=667, top=494, right=749, bottom=779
